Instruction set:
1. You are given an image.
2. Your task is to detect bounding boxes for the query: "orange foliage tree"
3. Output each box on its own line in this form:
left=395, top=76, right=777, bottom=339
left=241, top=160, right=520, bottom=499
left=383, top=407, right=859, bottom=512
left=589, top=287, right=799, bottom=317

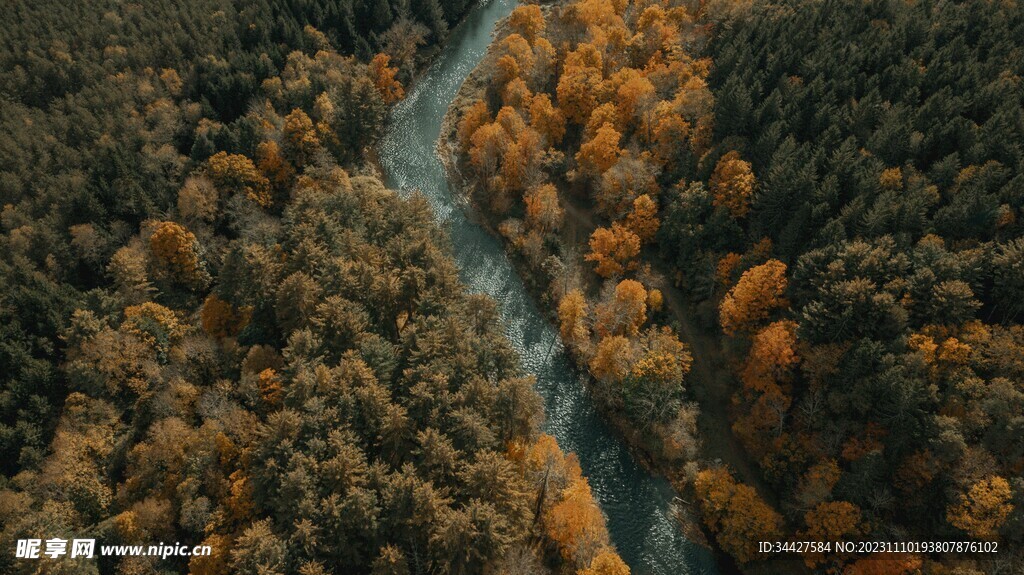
left=576, top=123, right=622, bottom=179
left=610, top=68, right=655, bottom=124
left=578, top=549, right=630, bottom=575
left=557, top=44, right=603, bottom=125
left=947, top=475, right=1013, bottom=539
left=507, top=5, right=545, bottom=43
left=207, top=151, right=272, bottom=207
left=495, top=34, right=535, bottom=86
left=500, top=125, right=544, bottom=194
left=646, top=288, right=663, bottom=313
left=546, top=475, right=610, bottom=567
left=585, top=223, right=640, bottom=278
left=589, top=336, right=637, bottom=383
left=624, top=194, right=660, bottom=243
left=469, top=122, right=510, bottom=179
left=630, top=327, right=692, bottom=391
left=149, top=221, right=203, bottom=285
left=594, top=279, right=647, bottom=337
left=201, top=293, right=251, bottom=338
left=710, top=151, right=756, bottom=218
left=719, top=259, right=789, bottom=335
left=646, top=103, right=690, bottom=165
left=525, top=183, right=564, bottom=233
left=257, top=368, right=284, bottom=409
left=740, top=320, right=799, bottom=392
left=458, top=100, right=492, bottom=153
left=800, top=501, right=863, bottom=568
left=529, top=93, right=566, bottom=146
left=694, top=467, right=783, bottom=564
left=369, top=53, right=404, bottom=104
left=585, top=103, right=623, bottom=139
left=283, top=108, right=322, bottom=166
left=255, top=140, right=295, bottom=200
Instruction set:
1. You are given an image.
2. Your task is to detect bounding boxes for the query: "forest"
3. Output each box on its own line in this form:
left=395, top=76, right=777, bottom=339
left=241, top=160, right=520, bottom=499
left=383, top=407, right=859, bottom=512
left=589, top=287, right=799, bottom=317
left=0, top=1, right=630, bottom=574
left=450, top=0, right=1024, bottom=572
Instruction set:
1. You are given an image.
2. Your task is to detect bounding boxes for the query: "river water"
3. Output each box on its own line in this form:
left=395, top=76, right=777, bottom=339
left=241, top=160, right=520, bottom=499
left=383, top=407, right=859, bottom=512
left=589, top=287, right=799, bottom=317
left=377, top=2, right=717, bottom=574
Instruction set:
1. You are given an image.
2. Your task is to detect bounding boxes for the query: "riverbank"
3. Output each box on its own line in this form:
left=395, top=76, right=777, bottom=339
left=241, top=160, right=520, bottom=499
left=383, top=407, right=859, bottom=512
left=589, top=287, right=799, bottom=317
left=435, top=3, right=735, bottom=566
left=376, top=1, right=722, bottom=573
left=435, top=5, right=806, bottom=575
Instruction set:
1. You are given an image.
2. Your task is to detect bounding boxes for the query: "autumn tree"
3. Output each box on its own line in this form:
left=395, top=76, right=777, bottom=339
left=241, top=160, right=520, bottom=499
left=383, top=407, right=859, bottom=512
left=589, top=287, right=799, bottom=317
left=694, top=467, right=783, bottom=564
left=283, top=108, right=322, bottom=166
left=459, top=100, right=492, bottom=153
left=557, top=44, right=603, bottom=125
left=529, top=93, right=566, bottom=146
left=626, top=327, right=693, bottom=425
left=201, top=293, right=251, bottom=338
left=594, top=279, right=647, bottom=337
left=576, top=123, right=622, bottom=179
left=507, top=5, right=545, bottom=43
left=719, top=259, right=788, bottom=335
left=609, top=68, right=655, bottom=125
left=578, top=549, right=629, bottom=575
left=123, top=302, right=186, bottom=353
left=524, top=183, right=564, bottom=233
left=740, top=320, right=799, bottom=392
left=178, top=175, right=219, bottom=222
left=597, top=153, right=659, bottom=219
left=590, top=335, right=637, bottom=383
left=495, top=34, right=535, bottom=86
left=149, top=221, right=206, bottom=286
left=645, top=102, right=690, bottom=166
left=624, top=194, right=660, bottom=243
left=800, top=501, right=863, bottom=568
left=646, top=288, right=663, bottom=313
left=500, top=125, right=544, bottom=194
left=207, top=152, right=272, bottom=208
left=795, top=459, right=841, bottom=510
left=585, top=103, right=623, bottom=139
left=502, top=76, right=533, bottom=108
left=710, top=151, right=755, bottom=218
left=469, top=122, right=509, bottom=180
left=559, top=290, right=591, bottom=352
left=585, top=224, right=640, bottom=278
left=256, top=140, right=295, bottom=200
left=545, top=476, right=610, bottom=567
left=369, top=53, right=405, bottom=104
left=109, top=242, right=153, bottom=301
left=947, top=476, right=1013, bottom=539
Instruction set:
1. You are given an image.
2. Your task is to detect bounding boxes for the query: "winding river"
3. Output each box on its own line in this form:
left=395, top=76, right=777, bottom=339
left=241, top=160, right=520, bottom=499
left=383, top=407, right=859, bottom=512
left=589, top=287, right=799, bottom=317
left=377, top=2, right=718, bottom=574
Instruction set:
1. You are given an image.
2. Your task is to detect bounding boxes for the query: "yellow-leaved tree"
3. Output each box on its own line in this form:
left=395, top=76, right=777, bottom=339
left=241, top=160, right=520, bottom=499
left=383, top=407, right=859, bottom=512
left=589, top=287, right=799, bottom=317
left=947, top=475, right=1013, bottom=540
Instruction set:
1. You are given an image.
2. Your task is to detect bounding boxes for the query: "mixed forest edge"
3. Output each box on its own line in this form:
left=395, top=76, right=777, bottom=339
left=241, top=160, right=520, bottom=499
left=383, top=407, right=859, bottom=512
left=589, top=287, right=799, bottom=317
left=447, top=0, right=1024, bottom=573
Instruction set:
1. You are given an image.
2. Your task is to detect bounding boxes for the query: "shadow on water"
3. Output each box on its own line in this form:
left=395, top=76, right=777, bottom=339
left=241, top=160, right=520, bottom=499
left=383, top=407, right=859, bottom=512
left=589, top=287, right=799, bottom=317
left=377, top=2, right=718, bottom=573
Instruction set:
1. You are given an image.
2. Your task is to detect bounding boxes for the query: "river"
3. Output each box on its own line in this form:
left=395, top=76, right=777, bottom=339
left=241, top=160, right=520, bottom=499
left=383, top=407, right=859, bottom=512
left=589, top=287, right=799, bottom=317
left=376, top=2, right=718, bottom=574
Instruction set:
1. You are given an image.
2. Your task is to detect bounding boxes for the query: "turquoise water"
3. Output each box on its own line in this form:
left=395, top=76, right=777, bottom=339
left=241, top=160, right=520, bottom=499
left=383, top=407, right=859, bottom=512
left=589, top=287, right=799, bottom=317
left=377, top=2, right=718, bottom=574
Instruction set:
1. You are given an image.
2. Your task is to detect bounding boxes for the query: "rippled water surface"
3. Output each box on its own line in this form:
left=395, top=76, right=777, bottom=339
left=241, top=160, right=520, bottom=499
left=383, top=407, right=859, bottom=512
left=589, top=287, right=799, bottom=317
left=377, top=2, right=718, bottom=573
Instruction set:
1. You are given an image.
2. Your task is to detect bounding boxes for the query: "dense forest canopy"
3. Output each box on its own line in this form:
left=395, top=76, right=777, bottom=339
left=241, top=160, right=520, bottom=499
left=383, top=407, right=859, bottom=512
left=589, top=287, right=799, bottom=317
left=673, top=0, right=1024, bottom=569
left=0, top=0, right=466, bottom=478
left=0, top=1, right=628, bottom=574
left=451, top=0, right=1024, bottom=571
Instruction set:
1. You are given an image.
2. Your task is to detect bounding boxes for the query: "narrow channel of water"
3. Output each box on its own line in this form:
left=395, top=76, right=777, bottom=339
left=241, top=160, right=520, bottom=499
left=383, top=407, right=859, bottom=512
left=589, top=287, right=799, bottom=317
left=377, top=2, right=717, bottom=573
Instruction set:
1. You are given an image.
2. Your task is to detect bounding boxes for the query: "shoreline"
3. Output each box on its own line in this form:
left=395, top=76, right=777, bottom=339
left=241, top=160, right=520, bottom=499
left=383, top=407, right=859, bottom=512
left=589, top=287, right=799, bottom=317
left=432, top=13, right=742, bottom=573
